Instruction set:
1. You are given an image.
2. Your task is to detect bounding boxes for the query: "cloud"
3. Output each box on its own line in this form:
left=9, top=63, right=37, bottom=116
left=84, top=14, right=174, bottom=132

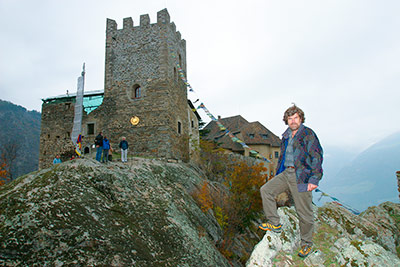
left=1, top=0, right=399, bottom=153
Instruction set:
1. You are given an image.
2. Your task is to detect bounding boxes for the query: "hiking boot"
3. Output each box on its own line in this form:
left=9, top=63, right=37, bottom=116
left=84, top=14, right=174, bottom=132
left=258, top=222, right=282, bottom=233
left=298, top=244, right=313, bottom=258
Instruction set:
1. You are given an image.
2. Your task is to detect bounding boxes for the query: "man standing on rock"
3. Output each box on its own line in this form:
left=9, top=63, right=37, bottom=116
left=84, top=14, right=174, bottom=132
left=259, top=104, right=323, bottom=258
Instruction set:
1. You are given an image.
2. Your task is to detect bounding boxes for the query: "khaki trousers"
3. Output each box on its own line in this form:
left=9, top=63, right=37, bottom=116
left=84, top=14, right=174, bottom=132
left=260, top=168, right=314, bottom=245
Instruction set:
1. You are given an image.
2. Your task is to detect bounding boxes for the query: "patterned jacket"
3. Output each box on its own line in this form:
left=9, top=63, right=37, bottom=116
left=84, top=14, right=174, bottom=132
left=276, top=124, right=323, bottom=192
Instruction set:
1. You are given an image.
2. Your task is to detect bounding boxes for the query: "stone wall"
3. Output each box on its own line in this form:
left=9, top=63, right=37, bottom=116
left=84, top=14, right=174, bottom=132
left=39, top=100, right=76, bottom=167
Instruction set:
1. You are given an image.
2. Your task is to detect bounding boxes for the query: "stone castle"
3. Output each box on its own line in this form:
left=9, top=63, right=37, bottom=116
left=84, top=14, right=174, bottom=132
left=39, top=9, right=200, bottom=169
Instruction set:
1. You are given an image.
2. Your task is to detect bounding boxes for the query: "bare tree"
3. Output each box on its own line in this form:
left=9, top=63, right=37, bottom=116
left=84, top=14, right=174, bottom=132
left=0, top=142, right=19, bottom=180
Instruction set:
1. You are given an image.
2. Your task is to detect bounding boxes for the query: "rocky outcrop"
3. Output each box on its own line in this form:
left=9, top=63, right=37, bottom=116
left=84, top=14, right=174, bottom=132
left=0, top=158, right=230, bottom=266
left=248, top=202, right=400, bottom=266
left=2, top=157, right=399, bottom=266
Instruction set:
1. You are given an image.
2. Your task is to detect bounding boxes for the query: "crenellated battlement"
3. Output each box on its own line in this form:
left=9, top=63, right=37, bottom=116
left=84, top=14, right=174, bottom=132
left=123, top=17, right=133, bottom=29
left=157, top=8, right=170, bottom=24
left=105, top=9, right=182, bottom=42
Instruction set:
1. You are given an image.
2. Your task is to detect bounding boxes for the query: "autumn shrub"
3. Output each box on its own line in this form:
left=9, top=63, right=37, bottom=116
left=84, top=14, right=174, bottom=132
left=224, top=160, right=267, bottom=230
left=194, top=138, right=268, bottom=262
left=0, top=162, right=9, bottom=186
left=197, top=139, right=267, bottom=229
left=192, top=181, right=213, bottom=212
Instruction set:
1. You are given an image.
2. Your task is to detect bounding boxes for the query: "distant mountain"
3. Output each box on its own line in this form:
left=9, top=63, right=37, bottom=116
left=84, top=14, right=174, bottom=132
left=0, top=99, right=41, bottom=179
left=320, top=132, right=400, bottom=211
left=321, top=145, right=358, bottom=179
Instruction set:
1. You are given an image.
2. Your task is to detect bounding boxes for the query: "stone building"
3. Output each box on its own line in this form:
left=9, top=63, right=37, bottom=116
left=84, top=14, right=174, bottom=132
left=39, top=9, right=200, bottom=169
left=203, top=115, right=281, bottom=177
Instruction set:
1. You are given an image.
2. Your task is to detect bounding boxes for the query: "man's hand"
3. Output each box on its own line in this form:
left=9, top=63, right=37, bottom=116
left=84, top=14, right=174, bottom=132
left=307, top=183, right=318, bottom=191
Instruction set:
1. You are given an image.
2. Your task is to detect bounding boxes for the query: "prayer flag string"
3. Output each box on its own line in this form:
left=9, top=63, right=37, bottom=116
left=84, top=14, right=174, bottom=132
left=197, top=103, right=271, bottom=163
left=163, top=23, right=271, bottom=163
left=315, top=189, right=360, bottom=215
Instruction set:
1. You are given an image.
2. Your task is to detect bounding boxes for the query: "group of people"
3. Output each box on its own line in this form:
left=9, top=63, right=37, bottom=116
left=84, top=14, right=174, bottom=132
left=95, top=132, right=129, bottom=163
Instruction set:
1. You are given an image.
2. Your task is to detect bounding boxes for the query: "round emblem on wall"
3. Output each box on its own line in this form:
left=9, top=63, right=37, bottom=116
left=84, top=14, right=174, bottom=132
left=130, top=116, right=140, bottom=125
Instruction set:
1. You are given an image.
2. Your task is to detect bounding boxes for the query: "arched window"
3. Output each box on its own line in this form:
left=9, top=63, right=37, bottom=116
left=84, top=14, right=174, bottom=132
left=131, top=84, right=141, bottom=99
left=135, top=86, right=141, bottom=98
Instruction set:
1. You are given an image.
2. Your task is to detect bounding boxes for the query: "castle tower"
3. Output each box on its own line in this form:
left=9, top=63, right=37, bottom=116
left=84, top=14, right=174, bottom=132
left=98, top=9, right=190, bottom=161
left=38, top=9, right=198, bottom=168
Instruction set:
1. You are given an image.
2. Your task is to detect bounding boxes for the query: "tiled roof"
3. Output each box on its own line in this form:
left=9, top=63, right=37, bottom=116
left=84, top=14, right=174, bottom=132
left=203, top=115, right=281, bottom=151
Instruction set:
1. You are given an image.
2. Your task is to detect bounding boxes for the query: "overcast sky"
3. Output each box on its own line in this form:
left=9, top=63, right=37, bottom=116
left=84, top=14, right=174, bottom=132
left=1, top=0, right=399, bottom=153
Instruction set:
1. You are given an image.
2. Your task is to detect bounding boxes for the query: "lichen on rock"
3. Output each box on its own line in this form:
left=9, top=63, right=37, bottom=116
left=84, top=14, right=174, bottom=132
left=0, top=158, right=230, bottom=266
left=247, top=202, right=400, bottom=266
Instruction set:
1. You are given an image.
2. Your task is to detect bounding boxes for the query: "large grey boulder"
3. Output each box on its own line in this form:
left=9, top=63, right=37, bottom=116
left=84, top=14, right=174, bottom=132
left=0, top=158, right=230, bottom=266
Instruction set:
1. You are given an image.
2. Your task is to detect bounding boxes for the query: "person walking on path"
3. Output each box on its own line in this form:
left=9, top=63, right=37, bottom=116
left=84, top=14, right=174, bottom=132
left=259, top=104, right=323, bottom=258
left=119, top=137, right=129, bottom=162
left=102, top=136, right=111, bottom=163
left=95, top=132, right=103, bottom=162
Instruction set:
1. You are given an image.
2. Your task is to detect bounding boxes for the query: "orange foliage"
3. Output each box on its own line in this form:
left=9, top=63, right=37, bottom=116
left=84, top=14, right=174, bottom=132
left=224, top=160, right=268, bottom=229
left=0, top=162, right=9, bottom=186
left=198, top=139, right=270, bottom=260
left=192, top=181, right=213, bottom=212
left=226, top=161, right=267, bottom=205
left=196, top=181, right=213, bottom=212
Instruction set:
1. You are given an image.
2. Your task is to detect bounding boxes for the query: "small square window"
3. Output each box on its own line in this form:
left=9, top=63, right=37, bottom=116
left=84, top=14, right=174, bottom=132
left=249, top=134, right=255, bottom=139
left=262, top=134, right=268, bottom=139
left=87, top=123, right=95, bottom=135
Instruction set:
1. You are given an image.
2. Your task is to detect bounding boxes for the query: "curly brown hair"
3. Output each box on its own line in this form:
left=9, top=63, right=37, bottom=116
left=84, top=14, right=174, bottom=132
left=283, top=104, right=305, bottom=125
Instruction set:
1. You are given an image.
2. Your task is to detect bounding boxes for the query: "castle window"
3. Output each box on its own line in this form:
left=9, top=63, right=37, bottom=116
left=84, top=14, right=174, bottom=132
left=65, top=103, right=71, bottom=110
left=174, top=67, right=177, bottom=81
left=191, top=120, right=194, bottom=128
left=135, top=86, right=141, bottom=98
left=131, top=84, right=141, bottom=99
left=179, top=54, right=182, bottom=68
left=178, top=121, right=182, bottom=134
left=275, top=151, right=279, bottom=158
left=87, top=123, right=95, bottom=135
